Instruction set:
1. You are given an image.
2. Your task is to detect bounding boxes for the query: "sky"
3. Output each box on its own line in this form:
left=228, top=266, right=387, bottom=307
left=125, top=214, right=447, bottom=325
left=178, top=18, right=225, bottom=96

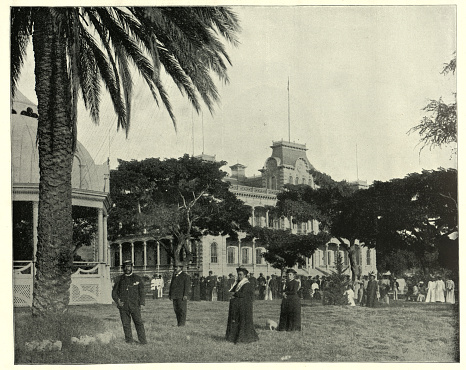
left=15, top=5, right=457, bottom=185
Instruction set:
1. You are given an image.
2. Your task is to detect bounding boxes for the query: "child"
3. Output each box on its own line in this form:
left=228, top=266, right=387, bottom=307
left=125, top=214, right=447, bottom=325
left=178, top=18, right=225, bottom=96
left=344, top=285, right=356, bottom=306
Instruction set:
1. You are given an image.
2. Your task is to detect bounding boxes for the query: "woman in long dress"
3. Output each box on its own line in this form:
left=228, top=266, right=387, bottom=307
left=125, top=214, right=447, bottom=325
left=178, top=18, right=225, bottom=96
left=191, top=273, right=201, bottom=301
left=425, top=278, right=436, bottom=303
left=445, top=278, right=455, bottom=304
left=225, top=267, right=259, bottom=344
left=265, top=276, right=273, bottom=300
left=278, top=269, right=301, bottom=331
left=435, top=276, right=445, bottom=303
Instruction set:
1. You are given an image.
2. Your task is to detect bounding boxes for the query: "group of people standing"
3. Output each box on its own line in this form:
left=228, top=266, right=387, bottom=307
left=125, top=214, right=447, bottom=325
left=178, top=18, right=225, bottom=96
left=409, top=276, right=456, bottom=304
left=111, top=261, right=306, bottom=345
left=226, top=267, right=303, bottom=344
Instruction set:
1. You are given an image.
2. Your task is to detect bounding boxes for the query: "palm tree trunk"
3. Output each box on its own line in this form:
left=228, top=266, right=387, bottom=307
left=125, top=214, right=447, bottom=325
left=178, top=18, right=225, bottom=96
left=32, top=9, right=74, bottom=315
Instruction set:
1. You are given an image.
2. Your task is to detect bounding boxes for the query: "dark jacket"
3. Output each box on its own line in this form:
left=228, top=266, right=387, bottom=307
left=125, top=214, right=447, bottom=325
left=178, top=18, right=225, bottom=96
left=169, top=271, right=191, bottom=300
left=112, top=273, right=145, bottom=309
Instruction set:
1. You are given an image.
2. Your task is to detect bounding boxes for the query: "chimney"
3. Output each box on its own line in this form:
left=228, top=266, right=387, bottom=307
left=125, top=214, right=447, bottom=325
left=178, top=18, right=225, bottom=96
left=230, top=163, right=247, bottom=180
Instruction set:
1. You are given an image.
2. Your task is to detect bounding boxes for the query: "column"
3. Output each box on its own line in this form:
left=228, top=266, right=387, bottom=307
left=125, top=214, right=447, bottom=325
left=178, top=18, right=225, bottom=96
left=252, top=238, right=256, bottom=273
left=119, top=244, right=123, bottom=267
left=238, top=238, right=242, bottom=267
left=103, top=214, right=108, bottom=264
left=325, top=244, right=328, bottom=268
left=143, top=241, right=147, bottom=269
left=251, top=207, right=255, bottom=227
left=266, top=210, right=269, bottom=228
left=131, top=242, right=135, bottom=265
left=98, top=209, right=104, bottom=263
left=156, top=241, right=160, bottom=273
left=32, top=201, right=38, bottom=263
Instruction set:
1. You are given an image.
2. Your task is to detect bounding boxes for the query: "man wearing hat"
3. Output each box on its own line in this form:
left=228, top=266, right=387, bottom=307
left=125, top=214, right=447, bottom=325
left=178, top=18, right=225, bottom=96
left=112, top=260, right=147, bottom=344
left=277, top=268, right=301, bottom=331
left=205, top=270, right=216, bottom=301
left=366, top=272, right=378, bottom=308
left=169, top=261, right=191, bottom=326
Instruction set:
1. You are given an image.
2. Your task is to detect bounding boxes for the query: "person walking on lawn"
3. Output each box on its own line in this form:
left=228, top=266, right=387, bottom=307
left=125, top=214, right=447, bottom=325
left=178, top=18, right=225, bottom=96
left=112, top=260, right=147, bottom=344
left=169, top=261, right=191, bottom=327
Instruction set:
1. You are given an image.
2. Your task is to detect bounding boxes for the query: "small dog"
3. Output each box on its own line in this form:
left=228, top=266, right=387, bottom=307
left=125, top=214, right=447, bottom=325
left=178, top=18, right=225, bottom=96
left=265, top=319, right=278, bottom=331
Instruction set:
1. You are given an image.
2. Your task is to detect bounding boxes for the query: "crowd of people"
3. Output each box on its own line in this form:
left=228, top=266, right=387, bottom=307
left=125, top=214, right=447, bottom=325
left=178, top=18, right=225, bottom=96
left=344, top=273, right=457, bottom=307
left=111, top=263, right=456, bottom=345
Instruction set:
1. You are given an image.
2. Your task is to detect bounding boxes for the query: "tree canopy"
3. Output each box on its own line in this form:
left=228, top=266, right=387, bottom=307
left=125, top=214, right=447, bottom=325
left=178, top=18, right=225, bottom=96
left=333, top=168, right=458, bottom=274
left=109, top=155, right=252, bottom=264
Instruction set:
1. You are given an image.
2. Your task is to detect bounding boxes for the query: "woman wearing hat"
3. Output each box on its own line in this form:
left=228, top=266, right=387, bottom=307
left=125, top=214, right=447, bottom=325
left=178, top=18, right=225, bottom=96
left=225, top=267, right=259, bottom=343
left=278, top=268, right=301, bottom=331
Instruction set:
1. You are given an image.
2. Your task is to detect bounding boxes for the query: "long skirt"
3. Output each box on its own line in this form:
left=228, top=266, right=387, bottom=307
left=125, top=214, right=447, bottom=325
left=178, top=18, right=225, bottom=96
left=278, top=297, right=301, bottom=331
left=225, top=298, right=259, bottom=343
left=192, top=285, right=201, bottom=301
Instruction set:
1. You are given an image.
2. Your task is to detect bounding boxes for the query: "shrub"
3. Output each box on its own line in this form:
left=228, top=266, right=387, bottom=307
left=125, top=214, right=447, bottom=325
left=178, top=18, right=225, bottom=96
left=322, top=254, right=349, bottom=305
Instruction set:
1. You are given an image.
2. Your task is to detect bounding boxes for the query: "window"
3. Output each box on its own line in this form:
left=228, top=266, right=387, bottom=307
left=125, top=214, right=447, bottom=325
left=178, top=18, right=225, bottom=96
left=255, top=249, right=263, bottom=264
left=227, top=247, right=235, bottom=264
left=289, top=176, right=293, bottom=184
left=271, top=176, right=277, bottom=190
left=366, top=249, right=371, bottom=265
left=343, top=251, right=348, bottom=265
left=355, top=249, right=360, bottom=265
left=327, top=251, right=332, bottom=265
left=295, top=177, right=299, bottom=185
left=210, top=242, right=218, bottom=263
left=302, top=178, right=306, bottom=184
left=254, top=214, right=261, bottom=227
left=242, top=248, right=250, bottom=264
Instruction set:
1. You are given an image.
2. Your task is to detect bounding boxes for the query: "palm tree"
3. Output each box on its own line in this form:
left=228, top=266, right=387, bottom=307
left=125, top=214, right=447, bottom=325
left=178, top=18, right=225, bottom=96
left=11, top=7, right=240, bottom=315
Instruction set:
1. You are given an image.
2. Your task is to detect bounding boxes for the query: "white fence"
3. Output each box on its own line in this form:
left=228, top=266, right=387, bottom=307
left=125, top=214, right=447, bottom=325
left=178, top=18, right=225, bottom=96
left=13, top=261, right=113, bottom=307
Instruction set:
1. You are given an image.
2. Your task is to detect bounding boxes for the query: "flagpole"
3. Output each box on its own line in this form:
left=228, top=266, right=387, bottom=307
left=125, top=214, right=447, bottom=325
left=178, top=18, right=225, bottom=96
left=288, top=77, right=291, bottom=142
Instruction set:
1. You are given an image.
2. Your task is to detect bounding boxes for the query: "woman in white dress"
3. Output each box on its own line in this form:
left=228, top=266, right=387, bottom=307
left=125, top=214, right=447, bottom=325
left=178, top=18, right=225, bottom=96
left=445, top=278, right=455, bottom=304
left=425, top=278, right=436, bottom=303
left=435, top=276, right=445, bottom=303
left=344, top=285, right=356, bottom=306
left=265, top=276, right=273, bottom=300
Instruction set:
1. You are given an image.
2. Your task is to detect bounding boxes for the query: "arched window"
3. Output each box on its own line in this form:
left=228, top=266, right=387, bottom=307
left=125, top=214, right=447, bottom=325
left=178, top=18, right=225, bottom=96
left=227, top=247, right=236, bottom=264
left=241, top=248, right=250, bottom=264
left=366, top=249, right=371, bottom=265
left=255, top=248, right=263, bottom=265
left=289, top=176, right=293, bottom=184
left=295, top=177, right=299, bottom=185
left=271, top=176, right=277, bottom=190
left=210, top=242, right=218, bottom=263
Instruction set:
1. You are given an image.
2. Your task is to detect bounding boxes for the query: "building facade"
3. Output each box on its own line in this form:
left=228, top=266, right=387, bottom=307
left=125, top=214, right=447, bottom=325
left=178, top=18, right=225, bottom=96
left=109, top=140, right=377, bottom=280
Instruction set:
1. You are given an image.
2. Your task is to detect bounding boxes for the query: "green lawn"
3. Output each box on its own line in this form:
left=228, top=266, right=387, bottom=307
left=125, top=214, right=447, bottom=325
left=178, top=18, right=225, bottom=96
left=14, top=298, right=459, bottom=364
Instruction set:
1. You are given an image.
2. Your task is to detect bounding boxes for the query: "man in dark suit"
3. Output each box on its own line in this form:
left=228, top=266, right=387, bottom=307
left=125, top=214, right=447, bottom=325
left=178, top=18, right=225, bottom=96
left=112, top=260, right=147, bottom=344
left=169, top=262, right=191, bottom=326
left=248, top=272, right=258, bottom=300
left=205, top=270, right=216, bottom=301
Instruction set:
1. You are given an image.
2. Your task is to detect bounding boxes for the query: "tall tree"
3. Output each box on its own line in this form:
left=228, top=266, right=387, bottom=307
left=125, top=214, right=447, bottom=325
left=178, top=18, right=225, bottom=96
left=333, top=168, right=458, bottom=275
left=409, top=54, right=457, bottom=153
left=109, top=155, right=252, bottom=266
left=11, top=7, right=240, bottom=315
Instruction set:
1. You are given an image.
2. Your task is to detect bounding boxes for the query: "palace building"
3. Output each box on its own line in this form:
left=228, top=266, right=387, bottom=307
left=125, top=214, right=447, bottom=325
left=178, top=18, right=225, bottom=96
left=109, top=141, right=377, bottom=280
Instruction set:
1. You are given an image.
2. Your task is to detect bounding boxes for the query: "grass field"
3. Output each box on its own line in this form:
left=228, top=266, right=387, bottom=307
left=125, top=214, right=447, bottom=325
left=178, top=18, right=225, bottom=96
left=14, top=298, right=459, bottom=364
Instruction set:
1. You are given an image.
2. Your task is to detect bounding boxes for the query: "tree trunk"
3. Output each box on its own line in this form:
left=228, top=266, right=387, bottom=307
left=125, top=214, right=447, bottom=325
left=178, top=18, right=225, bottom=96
left=32, top=9, right=74, bottom=316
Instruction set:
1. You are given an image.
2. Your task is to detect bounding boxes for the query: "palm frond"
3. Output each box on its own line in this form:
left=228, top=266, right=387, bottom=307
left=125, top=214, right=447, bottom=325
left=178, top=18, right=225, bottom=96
left=11, top=7, right=33, bottom=97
